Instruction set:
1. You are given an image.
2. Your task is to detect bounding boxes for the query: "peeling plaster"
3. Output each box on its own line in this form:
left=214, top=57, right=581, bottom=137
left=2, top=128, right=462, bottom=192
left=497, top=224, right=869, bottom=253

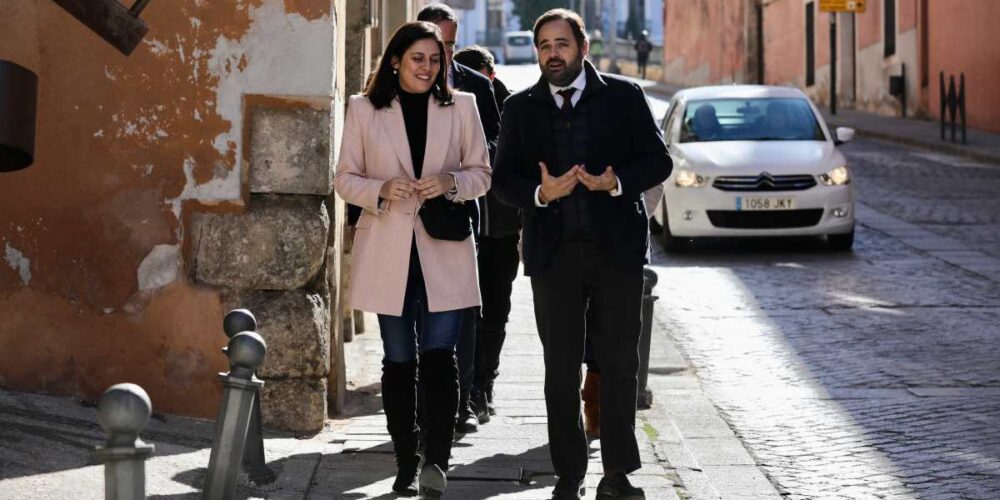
left=4, top=243, right=31, bottom=285
left=137, top=244, right=180, bottom=291
left=165, top=157, right=240, bottom=219
left=205, top=0, right=334, bottom=179
left=145, top=38, right=172, bottom=56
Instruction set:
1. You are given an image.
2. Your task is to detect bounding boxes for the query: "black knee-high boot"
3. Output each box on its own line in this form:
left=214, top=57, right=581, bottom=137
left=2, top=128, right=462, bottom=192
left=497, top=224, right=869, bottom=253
left=382, top=360, right=419, bottom=496
left=418, top=349, right=458, bottom=497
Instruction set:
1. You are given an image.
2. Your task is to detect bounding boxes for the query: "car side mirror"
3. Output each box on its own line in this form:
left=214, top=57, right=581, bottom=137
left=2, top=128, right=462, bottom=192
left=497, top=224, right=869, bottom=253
left=834, top=127, right=855, bottom=145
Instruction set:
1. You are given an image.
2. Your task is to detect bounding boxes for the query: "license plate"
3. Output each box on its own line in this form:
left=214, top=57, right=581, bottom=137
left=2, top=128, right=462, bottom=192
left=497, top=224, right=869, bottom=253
left=736, top=197, right=796, bottom=211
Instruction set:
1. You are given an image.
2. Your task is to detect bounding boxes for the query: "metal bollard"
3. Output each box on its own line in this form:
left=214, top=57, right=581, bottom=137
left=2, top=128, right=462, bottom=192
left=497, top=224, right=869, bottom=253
left=203, top=331, right=267, bottom=500
left=221, top=309, right=276, bottom=486
left=95, top=383, right=155, bottom=500
left=637, top=267, right=659, bottom=409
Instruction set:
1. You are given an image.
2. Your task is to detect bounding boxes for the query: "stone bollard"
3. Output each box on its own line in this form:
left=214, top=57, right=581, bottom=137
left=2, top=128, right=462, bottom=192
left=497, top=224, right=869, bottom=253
left=203, top=331, right=267, bottom=500
left=221, top=308, right=276, bottom=486
left=95, top=383, right=155, bottom=500
left=637, top=267, right=659, bottom=409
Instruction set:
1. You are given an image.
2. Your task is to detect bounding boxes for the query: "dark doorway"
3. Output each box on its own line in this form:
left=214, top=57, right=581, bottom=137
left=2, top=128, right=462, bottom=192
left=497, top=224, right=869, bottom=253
left=805, top=2, right=815, bottom=87
left=840, top=13, right=856, bottom=104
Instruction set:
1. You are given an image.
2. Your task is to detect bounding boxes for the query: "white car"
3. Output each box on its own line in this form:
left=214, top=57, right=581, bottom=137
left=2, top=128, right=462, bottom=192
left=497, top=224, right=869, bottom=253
left=503, top=31, right=536, bottom=64
left=652, top=85, right=856, bottom=251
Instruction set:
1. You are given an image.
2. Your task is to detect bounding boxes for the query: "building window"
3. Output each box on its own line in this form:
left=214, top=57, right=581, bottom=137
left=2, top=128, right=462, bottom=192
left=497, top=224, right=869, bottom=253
left=805, top=2, right=815, bottom=86
left=884, top=0, right=896, bottom=57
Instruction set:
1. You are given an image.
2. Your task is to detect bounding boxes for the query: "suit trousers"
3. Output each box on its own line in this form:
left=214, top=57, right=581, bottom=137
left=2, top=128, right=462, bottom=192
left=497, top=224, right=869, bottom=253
left=474, top=234, right=521, bottom=390
left=530, top=240, right=643, bottom=478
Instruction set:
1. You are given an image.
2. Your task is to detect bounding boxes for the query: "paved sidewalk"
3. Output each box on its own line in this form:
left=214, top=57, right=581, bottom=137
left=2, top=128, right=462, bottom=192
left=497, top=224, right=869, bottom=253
left=313, top=273, right=679, bottom=499
left=821, top=108, right=1000, bottom=166
left=641, top=80, right=1000, bottom=166
left=0, top=265, right=785, bottom=499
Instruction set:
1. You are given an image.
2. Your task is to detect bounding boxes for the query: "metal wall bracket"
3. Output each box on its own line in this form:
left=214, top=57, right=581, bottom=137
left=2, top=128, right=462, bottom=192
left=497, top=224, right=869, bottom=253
left=49, top=0, right=154, bottom=56
left=0, top=60, right=37, bottom=172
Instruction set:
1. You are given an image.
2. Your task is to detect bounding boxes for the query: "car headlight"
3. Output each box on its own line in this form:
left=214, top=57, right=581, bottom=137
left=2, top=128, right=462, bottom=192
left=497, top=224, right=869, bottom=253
left=819, top=165, right=850, bottom=186
left=675, top=169, right=709, bottom=188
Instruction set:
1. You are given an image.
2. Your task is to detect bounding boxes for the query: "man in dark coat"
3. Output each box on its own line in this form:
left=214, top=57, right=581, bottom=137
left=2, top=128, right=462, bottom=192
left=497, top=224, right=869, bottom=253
left=492, top=9, right=671, bottom=500
left=417, top=3, right=502, bottom=435
left=454, top=44, right=520, bottom=422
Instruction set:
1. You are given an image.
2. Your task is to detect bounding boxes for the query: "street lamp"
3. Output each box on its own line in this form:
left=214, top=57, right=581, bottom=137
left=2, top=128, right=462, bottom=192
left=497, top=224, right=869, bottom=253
left=0, top=60, right=37, bottom=172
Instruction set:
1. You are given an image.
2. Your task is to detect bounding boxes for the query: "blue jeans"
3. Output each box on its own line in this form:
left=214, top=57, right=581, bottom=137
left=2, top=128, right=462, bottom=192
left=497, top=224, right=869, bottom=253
left=377, top=245, right=462, bottom=363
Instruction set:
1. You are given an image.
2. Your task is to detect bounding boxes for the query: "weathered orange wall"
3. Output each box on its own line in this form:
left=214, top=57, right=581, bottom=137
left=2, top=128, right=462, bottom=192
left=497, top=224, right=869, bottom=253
left=927, top=0, right=1000, bottom=133
left=763, top=0, right=803, bottom=86
left=900, top=0, right=918, bottom=30
left=663, top=0, right=749, bottom=85
left=0, top=0, right=335, bottom=418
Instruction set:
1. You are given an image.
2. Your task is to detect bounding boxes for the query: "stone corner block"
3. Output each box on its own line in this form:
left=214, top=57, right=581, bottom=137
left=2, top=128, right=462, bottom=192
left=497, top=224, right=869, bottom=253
left=260, top=377, right=327, bottom=433
left=193, top=195, right=329, bottom=290
left=249, top=104, right=333, bottom=196
left=227, top=289, right=331, bottom=379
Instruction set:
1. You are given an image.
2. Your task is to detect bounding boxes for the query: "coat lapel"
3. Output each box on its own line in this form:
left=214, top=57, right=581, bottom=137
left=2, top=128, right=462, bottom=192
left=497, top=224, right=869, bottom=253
left=421, top=98, right=452, bottom=177
left=380, top=99, right=416, bottom=179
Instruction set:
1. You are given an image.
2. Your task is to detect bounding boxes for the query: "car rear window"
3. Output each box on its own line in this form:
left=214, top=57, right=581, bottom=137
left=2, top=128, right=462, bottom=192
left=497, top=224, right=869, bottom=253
left=680, top=98, right=826, bottom=143
left=507, top=36, right=531, bottom=46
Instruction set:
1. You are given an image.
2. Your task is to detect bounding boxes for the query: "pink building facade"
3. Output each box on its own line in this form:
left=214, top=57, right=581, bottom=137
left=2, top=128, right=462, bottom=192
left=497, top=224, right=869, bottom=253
left=661, top=0, right=1000, bottom=134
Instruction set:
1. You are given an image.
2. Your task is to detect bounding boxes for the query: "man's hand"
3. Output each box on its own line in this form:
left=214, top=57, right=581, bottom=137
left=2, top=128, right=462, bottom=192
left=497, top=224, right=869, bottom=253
left=539, top=162, right=580, bottom=204
left=577, top=166, right=618, bottom=192
left=413, top=174, right=456, bottom=200
left=379, top=177, right=416, bottom=201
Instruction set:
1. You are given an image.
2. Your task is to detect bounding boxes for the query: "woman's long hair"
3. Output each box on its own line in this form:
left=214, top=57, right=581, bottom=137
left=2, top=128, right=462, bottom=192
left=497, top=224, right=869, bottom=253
left=365, top=21, right=453, bottom=109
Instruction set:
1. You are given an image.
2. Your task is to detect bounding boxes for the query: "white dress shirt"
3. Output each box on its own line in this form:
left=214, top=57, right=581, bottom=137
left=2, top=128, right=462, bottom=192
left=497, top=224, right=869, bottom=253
left=535, top=69, right=621, bottom=207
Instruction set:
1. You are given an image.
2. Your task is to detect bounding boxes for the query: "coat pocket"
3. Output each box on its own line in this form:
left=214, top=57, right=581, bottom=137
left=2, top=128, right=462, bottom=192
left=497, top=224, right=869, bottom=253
left=356, top=212, right=375, bottom=229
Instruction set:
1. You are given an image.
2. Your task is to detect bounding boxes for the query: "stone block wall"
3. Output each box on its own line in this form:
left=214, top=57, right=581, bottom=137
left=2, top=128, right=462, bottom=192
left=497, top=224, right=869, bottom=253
left=190, top=98, right=334, bottom=433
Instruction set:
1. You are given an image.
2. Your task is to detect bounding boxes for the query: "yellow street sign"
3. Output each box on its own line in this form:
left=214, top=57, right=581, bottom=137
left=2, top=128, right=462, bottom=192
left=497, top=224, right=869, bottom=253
left=819, top=0, right=867, bottom=13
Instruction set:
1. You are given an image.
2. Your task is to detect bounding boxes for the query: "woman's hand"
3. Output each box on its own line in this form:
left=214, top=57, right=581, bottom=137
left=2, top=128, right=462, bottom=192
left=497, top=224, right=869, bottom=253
left=379, top=177, right=416, bottom=201
left=413, top=174, right=456, bottom=200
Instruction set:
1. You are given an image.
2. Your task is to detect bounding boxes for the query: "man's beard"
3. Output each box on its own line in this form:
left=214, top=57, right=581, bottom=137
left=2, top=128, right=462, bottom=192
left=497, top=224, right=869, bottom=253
left=540, top=53, right=584, bottom=87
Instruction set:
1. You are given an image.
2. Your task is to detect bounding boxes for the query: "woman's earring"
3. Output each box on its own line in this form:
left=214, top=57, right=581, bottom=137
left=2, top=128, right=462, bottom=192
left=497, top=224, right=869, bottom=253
left=393, top=67, right=398, bottom=75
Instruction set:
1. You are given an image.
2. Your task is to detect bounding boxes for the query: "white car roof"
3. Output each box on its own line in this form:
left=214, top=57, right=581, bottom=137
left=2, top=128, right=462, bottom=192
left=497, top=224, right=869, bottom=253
left=674, top=85, right=808, bottom=102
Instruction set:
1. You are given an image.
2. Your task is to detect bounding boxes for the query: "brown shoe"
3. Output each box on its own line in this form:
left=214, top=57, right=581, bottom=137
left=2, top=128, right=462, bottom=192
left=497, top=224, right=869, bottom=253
left=581, top=371, right=600, bottom=438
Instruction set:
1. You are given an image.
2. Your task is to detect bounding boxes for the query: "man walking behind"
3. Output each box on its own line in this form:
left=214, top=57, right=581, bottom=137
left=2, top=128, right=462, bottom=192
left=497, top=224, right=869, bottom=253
left=492, top=9, right=671, bottom=500
left=416, top=4, right=502, bottom=434
left=453, top=45, right=520, bottom=423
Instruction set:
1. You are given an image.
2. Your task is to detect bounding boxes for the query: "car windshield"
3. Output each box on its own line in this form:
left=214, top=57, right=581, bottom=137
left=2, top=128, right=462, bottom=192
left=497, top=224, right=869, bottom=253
left=507, top=36, right=531, bottom=46
left=679, top=98, right=826, bottom=143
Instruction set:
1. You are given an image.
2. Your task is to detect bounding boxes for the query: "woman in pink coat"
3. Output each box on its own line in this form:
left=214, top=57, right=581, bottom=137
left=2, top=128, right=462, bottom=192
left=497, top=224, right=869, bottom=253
left=333, top=21, right=491, bottom=497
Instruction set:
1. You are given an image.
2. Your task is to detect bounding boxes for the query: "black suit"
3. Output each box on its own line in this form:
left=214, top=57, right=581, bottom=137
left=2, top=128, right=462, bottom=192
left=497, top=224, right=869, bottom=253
left=492, top=60, right=671, bottom=478
left=451, top=61, right=500, bottom=162
left=449, top=61, right=503, bottom=423
left=493, top=61, right=670, bottom=276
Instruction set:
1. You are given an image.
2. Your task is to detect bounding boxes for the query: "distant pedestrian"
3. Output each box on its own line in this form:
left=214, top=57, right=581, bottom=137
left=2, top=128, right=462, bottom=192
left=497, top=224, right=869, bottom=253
left=634, top=30, right=653, bottom=80
left=493, top=9, right=672, bottom=500
left=333, top=21, right=492, bottom=497
left=417, top=4, right=502, bottom=436
left=454, top=44, right=521, bottom=424
left=589, top=30, right=604, bottom=70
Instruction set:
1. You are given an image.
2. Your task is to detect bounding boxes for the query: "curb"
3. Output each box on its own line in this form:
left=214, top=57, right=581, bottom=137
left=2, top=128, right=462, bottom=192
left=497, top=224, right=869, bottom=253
left=825, top=119, right=1000, bottom=167
left=633, top=76, right=1000, bottom=167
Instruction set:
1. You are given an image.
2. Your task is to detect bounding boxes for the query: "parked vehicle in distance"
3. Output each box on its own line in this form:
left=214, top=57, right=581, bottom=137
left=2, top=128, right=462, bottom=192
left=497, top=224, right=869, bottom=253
left=503, top=31, right=536, bottom=64
left=653, top=85, right=856, bottom=251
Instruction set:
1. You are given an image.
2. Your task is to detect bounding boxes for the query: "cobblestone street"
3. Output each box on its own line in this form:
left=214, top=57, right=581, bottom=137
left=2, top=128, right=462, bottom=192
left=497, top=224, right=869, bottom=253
left=649, top=139, right=1000, bottom=499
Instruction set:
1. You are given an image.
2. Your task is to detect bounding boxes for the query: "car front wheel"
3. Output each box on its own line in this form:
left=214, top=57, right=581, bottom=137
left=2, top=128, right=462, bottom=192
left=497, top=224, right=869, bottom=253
left=661, top=215, right=688, bottom=253
left=827, top=228, right=855, bottom=251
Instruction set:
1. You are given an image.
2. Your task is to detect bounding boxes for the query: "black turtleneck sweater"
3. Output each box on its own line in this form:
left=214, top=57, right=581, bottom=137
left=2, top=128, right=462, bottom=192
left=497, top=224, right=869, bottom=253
left=398, top=89, right=430, bottom=178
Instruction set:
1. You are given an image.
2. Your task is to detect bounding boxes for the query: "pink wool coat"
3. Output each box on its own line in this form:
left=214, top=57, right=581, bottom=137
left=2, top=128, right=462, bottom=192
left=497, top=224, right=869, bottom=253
left=333, top=92, right=492, bottom=316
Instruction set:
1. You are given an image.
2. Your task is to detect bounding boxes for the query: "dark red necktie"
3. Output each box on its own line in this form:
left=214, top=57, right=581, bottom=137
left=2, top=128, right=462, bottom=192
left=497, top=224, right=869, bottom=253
left=557, top=88, right=576, bottom=113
